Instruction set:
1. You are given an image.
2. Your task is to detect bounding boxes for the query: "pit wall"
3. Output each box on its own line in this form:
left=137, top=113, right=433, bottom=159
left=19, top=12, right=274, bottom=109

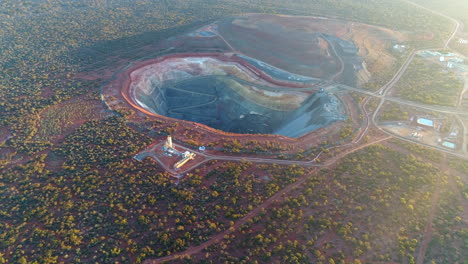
left=129, top=52, right=317, bottom=116
left=128, top=53, right=319, bottom=90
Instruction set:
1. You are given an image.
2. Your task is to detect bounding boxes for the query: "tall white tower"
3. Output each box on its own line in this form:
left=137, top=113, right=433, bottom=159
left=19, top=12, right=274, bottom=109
left=164, top=135, right=173, bottom=150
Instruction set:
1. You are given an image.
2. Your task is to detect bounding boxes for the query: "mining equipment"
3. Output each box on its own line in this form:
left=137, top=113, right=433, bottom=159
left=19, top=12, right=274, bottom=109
left=163, top=135, right=174, bottom=151
left=161, top=136, right=196, bottom=169
left=174, top=151, right=196, bottom=169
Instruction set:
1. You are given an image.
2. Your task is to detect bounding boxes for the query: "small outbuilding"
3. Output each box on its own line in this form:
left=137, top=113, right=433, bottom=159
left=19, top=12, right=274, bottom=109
left=442, top=141, right=456, bottom=149
left=416, top=118, right=434, bottom=128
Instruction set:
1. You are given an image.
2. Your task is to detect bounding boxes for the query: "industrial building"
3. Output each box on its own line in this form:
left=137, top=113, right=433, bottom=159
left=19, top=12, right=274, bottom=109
left=161, top=135, right=196, bottom=169
left=418, top=51, right=442, bottom=58
left=446, top=62, right=468, bottom=72
left=442, top=141, right=456, bottom=149
left=174, top=151, right=196, bottom=169
left=392, top=44, right=406, bottom=53
left=415, top=117, right=439, bottom=130
left=410, top=132, right=423, bottom=140
left=417, top=50, right=467, bottom=72
left=440, top=55, right=460, bottom=62
left=449, top=128, right=459, bottom=138
left=162, top=135, right=174, bottom=151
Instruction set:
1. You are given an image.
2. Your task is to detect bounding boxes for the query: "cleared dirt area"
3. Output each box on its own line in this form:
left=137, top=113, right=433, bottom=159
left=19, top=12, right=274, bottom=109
left=34, top=94, right=110, bottom=142
left=218, top=14, right=409, bottom=85
left=381, top=123, right=442, bottom=147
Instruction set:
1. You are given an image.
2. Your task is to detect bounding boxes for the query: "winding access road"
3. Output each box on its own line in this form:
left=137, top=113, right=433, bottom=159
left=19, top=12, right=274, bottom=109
left=320, top=33, right=345, bottom=82
left=402, top=0, right=460, bottom=49
left=165, top=85, right=219, bottom=119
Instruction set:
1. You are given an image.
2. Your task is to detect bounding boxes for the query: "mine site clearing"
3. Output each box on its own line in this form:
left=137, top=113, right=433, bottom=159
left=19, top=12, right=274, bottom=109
left=374, top=49, right=468, bottom=156
left=100, top=13, right=468, bottom=175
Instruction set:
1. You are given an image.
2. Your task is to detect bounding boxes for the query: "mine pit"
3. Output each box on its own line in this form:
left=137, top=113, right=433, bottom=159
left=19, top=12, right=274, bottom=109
left=110, top=13, right=399, bottom=139
left=125, top=53, right=346, bottom=138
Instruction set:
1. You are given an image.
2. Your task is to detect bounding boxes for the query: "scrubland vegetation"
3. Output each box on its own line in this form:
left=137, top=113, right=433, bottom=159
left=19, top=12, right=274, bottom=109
left=393, top=57, right=463, bottom=106
left=0, top=0, right=465, bottom=263
left=379, top=102, right=410, bottom=122
left=177, top=145, right=466, bottom=263
left=1, top=122, right=306, bottom=263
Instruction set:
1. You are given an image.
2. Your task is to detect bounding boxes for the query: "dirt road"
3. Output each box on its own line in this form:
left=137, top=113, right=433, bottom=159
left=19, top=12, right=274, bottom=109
left=402, top=0, right=460, bottom=49
left=415, top=154, right=446, bottom=264
left=456, top=75, right=468, bottom=108
left=320, top=33, right=345, bottom=82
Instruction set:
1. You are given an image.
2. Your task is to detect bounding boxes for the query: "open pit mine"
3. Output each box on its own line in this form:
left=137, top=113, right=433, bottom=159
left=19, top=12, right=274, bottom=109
left=126, top=53, right=345, bottom=138
left=104, top=14, right=407, bottom=138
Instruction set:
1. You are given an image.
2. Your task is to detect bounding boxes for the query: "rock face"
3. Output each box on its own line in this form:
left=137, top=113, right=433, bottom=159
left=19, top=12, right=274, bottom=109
left=274, top=92, right=346, bottom=138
